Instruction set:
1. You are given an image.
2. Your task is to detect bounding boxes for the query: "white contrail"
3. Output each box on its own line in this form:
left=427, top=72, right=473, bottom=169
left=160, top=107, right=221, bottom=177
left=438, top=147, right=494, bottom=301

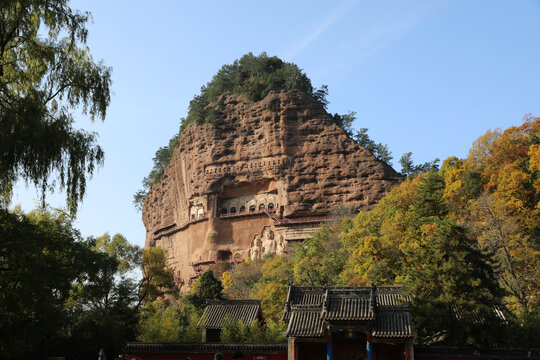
left=287, top=0, right=447, bottom=63
left=287, top=0, right=360, bottom=60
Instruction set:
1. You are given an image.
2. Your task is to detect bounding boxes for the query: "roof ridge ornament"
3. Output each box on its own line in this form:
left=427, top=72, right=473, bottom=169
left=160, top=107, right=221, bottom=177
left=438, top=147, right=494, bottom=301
left=321, top=287, right=330, bottom=316
left=369, top=284, right=377, bottom=315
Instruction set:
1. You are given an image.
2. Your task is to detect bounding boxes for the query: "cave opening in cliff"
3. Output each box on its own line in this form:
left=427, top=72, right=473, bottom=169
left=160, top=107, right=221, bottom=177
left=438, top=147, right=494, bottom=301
left=217, top=250, right=232, bottom=261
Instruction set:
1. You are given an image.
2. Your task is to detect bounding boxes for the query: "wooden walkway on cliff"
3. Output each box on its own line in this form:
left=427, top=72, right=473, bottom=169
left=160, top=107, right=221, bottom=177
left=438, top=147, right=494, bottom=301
left=149, top=209, right=339, bottom=248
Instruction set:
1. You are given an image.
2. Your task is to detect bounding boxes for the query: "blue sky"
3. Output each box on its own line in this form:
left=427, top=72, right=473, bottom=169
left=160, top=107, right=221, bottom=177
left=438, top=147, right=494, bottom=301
left=12, top=0, right=540, bottom=248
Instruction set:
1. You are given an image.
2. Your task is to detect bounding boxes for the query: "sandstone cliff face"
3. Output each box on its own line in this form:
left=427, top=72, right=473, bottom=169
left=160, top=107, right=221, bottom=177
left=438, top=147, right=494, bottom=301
left=142, top=91, right=400, bottom=286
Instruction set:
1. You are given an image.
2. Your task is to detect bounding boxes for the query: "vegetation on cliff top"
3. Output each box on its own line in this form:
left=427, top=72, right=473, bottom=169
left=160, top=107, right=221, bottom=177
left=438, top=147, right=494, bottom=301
left=185, top=52, right=328, bottom=127
left=134, top=53, right=401, bottom=210
left=133, top=52, right=327, bottom=210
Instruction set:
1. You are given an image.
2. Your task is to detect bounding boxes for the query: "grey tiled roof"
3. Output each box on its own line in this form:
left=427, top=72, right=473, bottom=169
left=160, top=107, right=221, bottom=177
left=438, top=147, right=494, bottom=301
left=289, top=286, right=325, bottom=305
left=376, top=286, right=411, bottom=307
left=123, top=342, right=287, bottom=354
left=323, top=295, right=373, bottom=321
left=372, top=310, right=412, bottom=338
left=284, top=286, right=413, bottom=339
left=286, top=306, right=325, bottom=337
left=283, top=286, right=326, bottom=321
left=198, top=300, right=261, bottom=330
left=451, top=305, right=507, bottom=325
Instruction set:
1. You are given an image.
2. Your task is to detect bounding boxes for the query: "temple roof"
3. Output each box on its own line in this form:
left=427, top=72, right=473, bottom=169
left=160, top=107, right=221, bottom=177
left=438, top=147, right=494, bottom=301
left=284, top=286, right=412, bottom=339
left=123, top=342, right=287, bottom=354
left=198, top=299, right=262, bottom=330
left=372, top=309, right=413, bottom=338
left=287, top=307, right=326, bottom=337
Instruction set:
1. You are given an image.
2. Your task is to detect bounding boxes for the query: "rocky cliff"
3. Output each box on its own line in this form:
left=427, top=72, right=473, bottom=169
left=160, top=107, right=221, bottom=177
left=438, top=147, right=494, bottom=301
left=142, top=91, right=400, bottom=287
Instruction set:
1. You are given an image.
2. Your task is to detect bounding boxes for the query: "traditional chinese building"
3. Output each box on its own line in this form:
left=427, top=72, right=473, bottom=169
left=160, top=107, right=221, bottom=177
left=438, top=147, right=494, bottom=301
left=198, top=299, right=263, bottom=342
left=283, top=286, right=413, bottom=360
left=123, top=288, right=540, bottom=360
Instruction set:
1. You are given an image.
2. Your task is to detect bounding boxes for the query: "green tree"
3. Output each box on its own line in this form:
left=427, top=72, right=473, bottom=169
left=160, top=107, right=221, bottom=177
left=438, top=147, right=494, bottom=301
left=331, top=111, right=355, bottom=135
left=0, top=207, right=90, bottom=358
left=137, top=301, right=183, bottom=342
left=93, top=232, right=142, bottom=273
left=64, top=235, right=141, bottom=358
left=220, top=315, right=244, bottom=342
left=341, top=175, right=505, bottom=346
left=406, top=219, right=504, bottom=345
left=399, top=152, right=415, bottom=176
left=137, top=301, right=202, bottom=343
left=220, top=316, right=265, bottom=343
left=412, top=170, right=447, bottom=219
left=185, top=270, right=223, bottom=310
left=330, top=111, right=393, bottom=165
left=0, top=0, right=112, bottom=213
left=399, top=152, right=440, bottom=178
left=252, top=254, right=293, bottom=321
left=354, top=128, right=393, bottom=165
left=0, top=208, right=145, bottom=359
left=293, top=224, right=347, bottom=286
left=222, top=259, right=263, bottom=300
left=139, top=247, right=178, bottom=305
left=186, top=52, right=322, bottom=125
left=263, top=319, right=287, bottom=342
left=133, top=132, right=181, bottom=211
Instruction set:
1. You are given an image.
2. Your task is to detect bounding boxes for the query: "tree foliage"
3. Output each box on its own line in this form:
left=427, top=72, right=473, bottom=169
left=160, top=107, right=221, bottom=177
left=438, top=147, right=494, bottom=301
left=251, top=254, right=293, bottom=322
left=133, top=131, right=181, bottom=211
left=331, top=111, right=393, bottom=165
left=185, top=270, right=223, bottom=310
left=222, top=258, right=263, bottom=300
left=139, top=247, right=178, bottom=305
left=186, top=52, right=325, bottom=125
left=341, top=174, right=504, bottom=345
left=0, top=207, right=89, bottom=358
left=136, top=116, right=539, bottom=347
left=399, top=152, right=440, bottom=178
left=137, top=300, right=202, bottom=343
left=0, top=206, right=147, bottom=359
left=462, top=116, right=540, bottom=314
left=0, top=0, right=112, bottom=213
left=293, top=224, right=348, bottom=287
left=337, top=116, right=540, bottom=345
left=64, top=232, right=142, bottom=358
left=222, top=255, right=292, bottom=322
left=355, top=128, right=393, bottom=165
left=219, top=315, right=286, bottom=343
